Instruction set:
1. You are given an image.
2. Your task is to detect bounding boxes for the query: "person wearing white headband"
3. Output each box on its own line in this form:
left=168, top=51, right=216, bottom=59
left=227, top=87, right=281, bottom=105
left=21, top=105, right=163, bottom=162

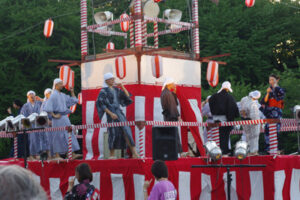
left=240, top=90, right=262, bottom=155
left=209, top=81, right=240, bottom=155
left=160, top=77, right=184, bottom=155
left=20, top=90, right=43, bottom=160
left=43, top=78, right=81, bottom=160
left=40, top=88, right=53, bottom=159
left=96, top=72, right=139, bottom=159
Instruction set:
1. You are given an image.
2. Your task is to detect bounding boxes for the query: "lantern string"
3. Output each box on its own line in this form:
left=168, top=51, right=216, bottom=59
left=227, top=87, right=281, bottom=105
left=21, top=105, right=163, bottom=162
left=0, top=0, right=119, bottom=42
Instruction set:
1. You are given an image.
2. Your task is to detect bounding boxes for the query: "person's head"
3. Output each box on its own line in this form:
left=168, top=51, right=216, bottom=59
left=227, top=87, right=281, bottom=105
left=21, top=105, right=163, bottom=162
left=218, top=81, right=233, bottom=93
left=13, top=100, right=23, bottom=109
left=163, top=78, right=176, bottom=91
left=27, top=91, right=36, bottom=103
left=151, top=160, right=168, bottom=180
left=75, top=163, right=93, bottom=183
left=104, top=72, right=115, bottom=87
left=269, top=74, right=280, bottom=87
left=53, top=78, right=63, bottom=91
left=44, top=88, right=52, bottom=100
left=249, top=90, right=261, bottom=100
left=0, top=165, right=47, bottom=200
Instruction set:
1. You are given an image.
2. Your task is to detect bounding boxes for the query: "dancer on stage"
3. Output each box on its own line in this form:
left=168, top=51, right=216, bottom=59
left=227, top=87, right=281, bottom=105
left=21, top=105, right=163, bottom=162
left=240, top=90, right=261, bottom=155
left=40, top=88, right=52, bottom=159
left=209, top=81, right=240, bottom=155
left=20, top=90, right=42, bottom=160
left=160, top=78, right=183, bottom=153
left=260, top=74, right=285, bottom=153
left=96, top=73, right=139, bottom=159
left=43, top=79, right=81, bottom=160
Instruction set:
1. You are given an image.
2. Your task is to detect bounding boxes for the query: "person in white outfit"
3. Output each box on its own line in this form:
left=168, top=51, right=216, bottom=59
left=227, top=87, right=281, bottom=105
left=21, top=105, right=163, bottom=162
left=240, top=90, right=261, bottom=155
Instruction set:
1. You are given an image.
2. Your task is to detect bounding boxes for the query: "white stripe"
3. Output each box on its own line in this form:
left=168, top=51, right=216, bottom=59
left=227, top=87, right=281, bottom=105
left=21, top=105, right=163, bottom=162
left=91, top=172, right=101, bottom=191
left=153, top=97, right=164, bottom=121
left=111, top=173, right=125, bottom=200
left=98, top=114, right=107, bottom=159
left=135, top=96, right=146, bottom=156
left=85, top=101, right=95, bottom=160
left=223, top=171, right=238, bottom=200
left=63, top=66, right=70, bottom=86
left=179, top=171, right=191, bottom=200
left=249, top=171, right=264, bottom=200
left=50, top=178, right=63, bottom=200
left=135, top=96, right=146, bottom=121
left=290, top=169, right=300, bottom=200
left=188, top=99, right=204, bottom=141
left=133, top=174, right=145, bottom=200
left=206, top=64, right=212, bottom=81
left=274, top=170, right=285, bottom=200
left=200, top=173, right=212, bottom=200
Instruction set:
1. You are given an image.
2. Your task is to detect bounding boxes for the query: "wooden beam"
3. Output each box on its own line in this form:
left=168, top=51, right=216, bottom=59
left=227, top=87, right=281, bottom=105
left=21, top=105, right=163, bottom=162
left=199, top=53, right=231, bottom=61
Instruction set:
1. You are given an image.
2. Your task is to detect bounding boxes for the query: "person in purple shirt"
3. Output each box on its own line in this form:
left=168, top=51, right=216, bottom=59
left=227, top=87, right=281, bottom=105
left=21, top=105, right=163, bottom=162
left=144, top=160, right=177, bottom=200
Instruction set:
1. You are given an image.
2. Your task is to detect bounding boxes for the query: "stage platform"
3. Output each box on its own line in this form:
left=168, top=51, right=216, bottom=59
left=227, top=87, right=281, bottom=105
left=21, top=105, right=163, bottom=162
left=1, top=155, right=300, bottom=200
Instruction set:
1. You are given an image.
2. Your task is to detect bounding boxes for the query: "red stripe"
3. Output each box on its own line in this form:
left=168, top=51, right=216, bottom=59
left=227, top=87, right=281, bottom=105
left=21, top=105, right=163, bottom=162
left=154, top=56, right=160, bottom=78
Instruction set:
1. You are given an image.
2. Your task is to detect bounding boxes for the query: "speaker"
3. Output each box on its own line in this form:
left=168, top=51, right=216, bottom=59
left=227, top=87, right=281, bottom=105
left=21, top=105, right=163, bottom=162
left=152, top=126, right=178, bottom=161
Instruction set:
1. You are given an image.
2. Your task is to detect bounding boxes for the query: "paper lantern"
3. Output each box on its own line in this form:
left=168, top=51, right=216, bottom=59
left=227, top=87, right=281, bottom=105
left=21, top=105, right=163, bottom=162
left=120, top=13, right=129, bottom=32
left=206, top=61, right=219, bottom=87
left=151, top=55, right=163, bottom=78
left=154, top=0, right=163, bottom=3
left=70, top=104, right=77, bottom=114
left=115, top=56, right=126, bottom=79
left=78, top=93, right=82, bottom=105
left=66, top=70, right=74, bottom=91
left=59, top=65, right=74, bottom=91
left=106, top=42, right=115, bottom=51
left=245, top=0, right=255, bottom=7
left=43, top=19, right=54, bottom=38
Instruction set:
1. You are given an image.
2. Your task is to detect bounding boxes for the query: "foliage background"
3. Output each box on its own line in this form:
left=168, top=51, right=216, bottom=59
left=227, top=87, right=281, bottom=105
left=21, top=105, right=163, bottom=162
left=0, top=0, right=299, bottom=157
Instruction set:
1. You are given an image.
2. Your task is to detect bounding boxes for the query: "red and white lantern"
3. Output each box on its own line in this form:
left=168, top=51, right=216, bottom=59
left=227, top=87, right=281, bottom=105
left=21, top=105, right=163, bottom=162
left=115, top=56, right=126, bottom=79
left=70, top=104, right=77, bottom=114
left=120, top=13, right=129, bottom=32
left=151, top=55, right=163, bottom=78
left=59, top=65, right=74, bottom=91
left=43, top=19, right=54, bottom=38
left=67, top=70, right=75, bottom=91
left=78, top=92, right=82, bottom=105
left=154, top=0, right=162, bottom=2
left=245, top=0, right=255, bottom=8
left=106, top=42, right=115, bottom=51
left=206, top=61, right=219, bottom=87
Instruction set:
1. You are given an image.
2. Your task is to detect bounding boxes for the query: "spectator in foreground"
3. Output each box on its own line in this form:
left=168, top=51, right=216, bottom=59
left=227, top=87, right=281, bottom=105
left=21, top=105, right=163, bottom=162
left=0, top=165, right=47, bottom=200
left=143, top=160, right=177, bottom=200
left=64, top=163, right=100, bottom=200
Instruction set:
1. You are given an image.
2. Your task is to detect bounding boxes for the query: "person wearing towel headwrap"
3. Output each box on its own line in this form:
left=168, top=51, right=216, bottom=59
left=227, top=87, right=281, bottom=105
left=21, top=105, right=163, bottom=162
left=160, top=78, right=183, bottom=154
left=43, top=79, right=81, bottom=160
left=240, top=90, right=262, bottom=155
left=209, top=81, right=240, bottom=155
left=20, top=90, right=43, bottom=160
left=96, top=73, right=139, bottom=159
left=40, top=88, right=52, bottom=159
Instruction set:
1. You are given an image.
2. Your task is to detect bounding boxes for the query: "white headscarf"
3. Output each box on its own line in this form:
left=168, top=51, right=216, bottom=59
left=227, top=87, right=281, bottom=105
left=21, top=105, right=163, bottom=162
left=43, top=88, right=52, bottom=100
left=27, top=90, right=36, bottom=96
left=249, top=90, right=261, bottom=99
left=162, top=77, right=175, bottom=90
left=103, top=72, right=114, bottom=88
left=217, top=81, right=233, bottom=93
left=52, top=78, right=63, bottom=90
